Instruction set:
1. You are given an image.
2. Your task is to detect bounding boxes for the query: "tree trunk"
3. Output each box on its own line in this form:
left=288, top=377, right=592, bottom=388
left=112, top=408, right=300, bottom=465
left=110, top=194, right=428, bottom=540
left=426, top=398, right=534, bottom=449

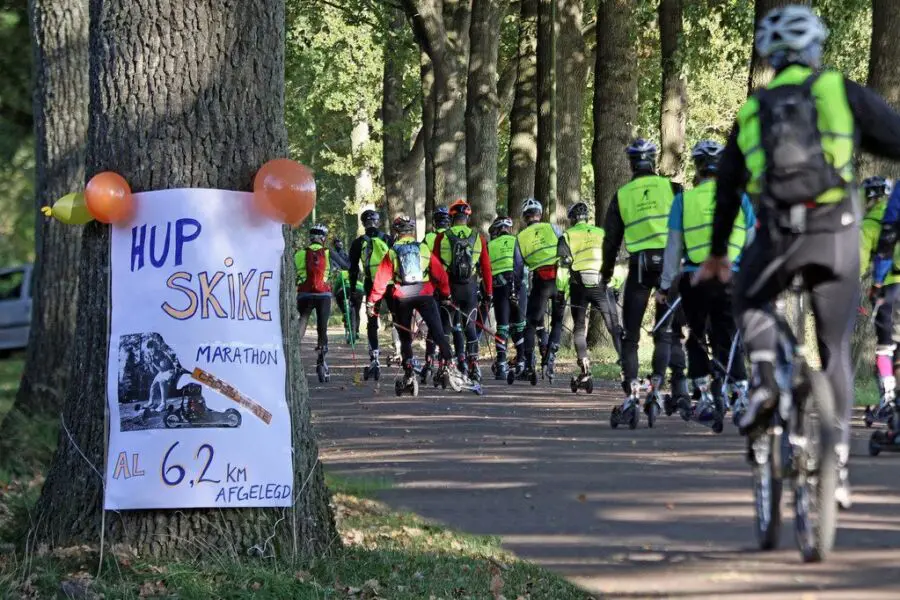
left=658, top=0, right=686, bottom=179
left=588, top=0, right=638, bottom=347
left=352, top=104, right=374, bottom=212
left=555, top=0, right=587, bottom=222
left=535, top=0, right=557, bottom=222
left=747, top=0, right=811, bottom=93
left=0, top=0, right=87, bottom=471
left=422, top=51, right=436, bottom=220
left=383, top=10, right=407, bottom=219
left=506, top=0, right=538, bottom=216
left=33, top=0, right=336, bottom=560
left=864, top=0, right=900, bottom=179
left=466, top=0, right=502, bottom=232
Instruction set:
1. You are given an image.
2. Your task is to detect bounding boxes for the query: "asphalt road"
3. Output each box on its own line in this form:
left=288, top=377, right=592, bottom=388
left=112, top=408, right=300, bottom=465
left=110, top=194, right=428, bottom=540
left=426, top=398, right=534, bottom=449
left=309, top=342, right=900, bottom=599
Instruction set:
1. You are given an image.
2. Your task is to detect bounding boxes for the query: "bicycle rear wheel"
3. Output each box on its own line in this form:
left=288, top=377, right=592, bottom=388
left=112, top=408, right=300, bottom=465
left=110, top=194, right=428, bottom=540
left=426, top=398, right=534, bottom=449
left=794, top=370, right=837, bottom=563
left=752, top=432, right=783, bottom=550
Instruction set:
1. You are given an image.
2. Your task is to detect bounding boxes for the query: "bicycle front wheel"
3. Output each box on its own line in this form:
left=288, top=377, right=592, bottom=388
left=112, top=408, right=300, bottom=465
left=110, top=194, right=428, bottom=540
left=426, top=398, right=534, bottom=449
left=794, top=370, right=837, bottom=563
left=752, top=432, right=782, bottom=551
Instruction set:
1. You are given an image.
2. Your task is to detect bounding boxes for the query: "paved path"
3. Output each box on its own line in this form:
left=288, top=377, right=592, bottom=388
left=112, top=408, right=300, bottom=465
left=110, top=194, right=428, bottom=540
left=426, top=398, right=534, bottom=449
left=309, top=341, right=900, bottom=599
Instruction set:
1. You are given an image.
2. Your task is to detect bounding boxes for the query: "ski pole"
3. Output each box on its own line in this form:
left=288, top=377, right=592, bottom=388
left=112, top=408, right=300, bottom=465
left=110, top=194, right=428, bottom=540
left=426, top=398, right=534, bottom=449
left=651, top=296, right=682, bottom=335
left=447, top=301, right=506, bottom=345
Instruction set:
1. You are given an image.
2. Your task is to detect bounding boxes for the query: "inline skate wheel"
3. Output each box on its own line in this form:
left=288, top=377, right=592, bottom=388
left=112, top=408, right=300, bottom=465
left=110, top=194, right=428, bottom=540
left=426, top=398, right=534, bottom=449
left=316, top=364, right=326, bottom=383
left=610, top=407, right=620, bottom=429
left=225, top=409, right=242, bottom=428
left=585, top=379, right=593, bottom=394
left=530, top=371, right=538, bottom=386
left=712, top=418, right=724, bottom=434
left=869, top=434, right=881, bottom=457
left=647, top=402, right=659, bottom=429
left=395, top=380, right=404, bottom=397
left=363, top=368, right=370, bottom=382
left=507, top=370, right=515, bottom=385
left=570, top=377, right=578, bottom=394
left=373, top=368, right=380, bottom=381
left=164, top=412, right=180, bottom=429
left=628, top=407, right=639, bottom=430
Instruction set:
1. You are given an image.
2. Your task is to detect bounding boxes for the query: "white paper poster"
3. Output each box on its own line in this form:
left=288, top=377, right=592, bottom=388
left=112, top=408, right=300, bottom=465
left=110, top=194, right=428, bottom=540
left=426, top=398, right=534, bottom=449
left=104, top=188, right=292, bottom=510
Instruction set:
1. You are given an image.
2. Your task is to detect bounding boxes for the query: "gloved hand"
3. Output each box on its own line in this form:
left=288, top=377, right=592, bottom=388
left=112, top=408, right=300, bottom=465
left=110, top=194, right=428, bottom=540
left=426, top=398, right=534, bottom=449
left=655, top=289, right=669, bottom=305
left=869, top=283, right=885, bottom=304
left=366, top=301, right=377, bottom=318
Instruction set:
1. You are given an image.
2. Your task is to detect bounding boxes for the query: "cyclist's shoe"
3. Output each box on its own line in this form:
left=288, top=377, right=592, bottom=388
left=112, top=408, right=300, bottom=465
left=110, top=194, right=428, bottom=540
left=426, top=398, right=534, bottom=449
left=738, top=362, right=778, bottom=436
left=835, top=443, right=852, bottom=510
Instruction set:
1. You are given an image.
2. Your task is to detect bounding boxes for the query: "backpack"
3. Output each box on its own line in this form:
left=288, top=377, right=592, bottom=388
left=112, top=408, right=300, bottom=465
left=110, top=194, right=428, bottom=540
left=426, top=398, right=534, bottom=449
left=395, top=242, right=424, bottom=285
left=446, top=230, right=477, bottom=283
left=757, top=73, right=844, bottom=206
left=363, top=234, right=390, bottom=280
left=305, top=247, right=330, bottom=293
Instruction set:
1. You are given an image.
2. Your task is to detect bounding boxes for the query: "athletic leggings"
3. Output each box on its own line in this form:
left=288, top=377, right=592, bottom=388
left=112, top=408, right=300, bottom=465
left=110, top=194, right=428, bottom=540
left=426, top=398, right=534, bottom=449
left=335, top=287, right=362, bottom=341
left=297, top=293, right=332, bottom=349
left=734, top=225, right=859, bottom=448
left=450, top=281, right=479, bottom=359
left=569, top=281, right=622, bottom=361
left=426, top=292, right=462, bottom=360
left=493, top=281, right=525, bottom=362
left=680, top=276, right=748, bottom=382
left=523, top=276, right=565, bottom=366
left=361, top=280, right=388, bottom=353
left=393, top=295, right=453, bottom=364
left=621, top=253, right=672, bottom=385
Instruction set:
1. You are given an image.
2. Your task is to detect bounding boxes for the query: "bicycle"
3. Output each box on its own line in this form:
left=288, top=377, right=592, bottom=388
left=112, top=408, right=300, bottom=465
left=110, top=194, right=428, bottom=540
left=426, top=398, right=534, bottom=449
left=749, top=278, right=838, bottom=563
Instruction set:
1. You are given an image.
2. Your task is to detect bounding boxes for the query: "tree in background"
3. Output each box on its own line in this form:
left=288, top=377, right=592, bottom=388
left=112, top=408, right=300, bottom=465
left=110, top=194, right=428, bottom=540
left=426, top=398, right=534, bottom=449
left=535, top=0, right=557, bottom=223
left=865, top=0, right=900, bottom=178
left=0, top=0, right=86, bottom=472
left=33, top=0, right=335, bottom=558
left=658, top=0, right=686, bottom=179
left=747, top=0, right=811, bottom=93
left=506, top=0, right=538, bottom=216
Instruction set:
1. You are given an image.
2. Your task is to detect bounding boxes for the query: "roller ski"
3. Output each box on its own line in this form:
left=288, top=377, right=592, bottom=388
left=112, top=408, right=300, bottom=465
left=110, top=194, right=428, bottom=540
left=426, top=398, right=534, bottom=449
left=491, top=359, right=509, bottom=381
left=419, top=356, right=435, bottom=385
left=868, top=424, right=900, bottom=456
left=610, top=380, right=641, bottom=430
left=507, top=358, right=538, bottom=386
left=663, top=378, right=690, bottom=417
left=643, top=375, right=664, bottom=428
left=569, top=358, right=594, bottom=394
left=394, top=361, right=420, bottom=397
left=363, top=349, right=381, bottom=381
left=864, top=375, right=896, bottom=429
left=729, top=380, right=750, bottom=428
left=678, top=376, right=725, bottom=434
left=164, top=383, right=241, bottom=429
left=434, top=361, right=483, bottom=395
left=315, top=345, right=330, bottom=383
left=467, top=356, right=482, bottom=384
left=539, top=344, right=558, bottom=383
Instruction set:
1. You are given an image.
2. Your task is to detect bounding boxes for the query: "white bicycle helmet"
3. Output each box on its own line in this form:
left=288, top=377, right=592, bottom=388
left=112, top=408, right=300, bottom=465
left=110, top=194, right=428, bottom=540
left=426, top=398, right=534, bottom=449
left=755, top=5, right=827, bottom=60
left=309, top=223, right=328, bottom=243
left=521, top=198, right=543, bottom=219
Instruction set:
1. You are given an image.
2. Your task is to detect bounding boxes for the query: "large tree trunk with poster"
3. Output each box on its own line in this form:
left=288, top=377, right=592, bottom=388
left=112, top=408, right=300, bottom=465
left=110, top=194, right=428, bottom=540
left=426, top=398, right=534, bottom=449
left=534, top=0, right=557, bottom=223
left=505, top=0, right=538, bottom=216
left=747, top=0, right=811, bottom=94
left=555, top=0, right=587, bottom=221
left=404, top=0, right=470, bottom=207
left=658, top=0, right=686, bottom=179
left=587, top=0, right=637, bottom=347
left=465, top=0, right=502, bottom=233
left=32, top=0, right=336, bottom=559
left=863, top=0, right=900, bottom=179
left=0, top=0, right=87, bottom=471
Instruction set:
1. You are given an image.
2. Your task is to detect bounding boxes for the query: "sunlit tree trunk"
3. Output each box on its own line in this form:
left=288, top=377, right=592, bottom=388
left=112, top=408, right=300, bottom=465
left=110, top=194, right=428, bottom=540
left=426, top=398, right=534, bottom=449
left=506, top=0, right=538, bottom=216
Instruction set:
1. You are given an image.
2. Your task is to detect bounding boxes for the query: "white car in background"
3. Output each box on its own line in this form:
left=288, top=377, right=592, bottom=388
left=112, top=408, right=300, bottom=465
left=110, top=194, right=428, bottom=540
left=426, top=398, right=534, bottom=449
left=0, top=264, right=32, bottom=354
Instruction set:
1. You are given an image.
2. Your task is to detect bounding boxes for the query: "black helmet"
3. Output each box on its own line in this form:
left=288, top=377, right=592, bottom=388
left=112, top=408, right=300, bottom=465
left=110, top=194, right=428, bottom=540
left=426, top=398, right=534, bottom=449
left=691, top=140, right=724, bottom=175
left=392, top=215, right=416, bottom=235
left=626, top=138, right=658, bottom=173
left=863, top=176, right=892, bottom=201
left=567, top=202, right=589, bottom=224
left=433, top=206, right=451, bottom=229
left=489, top=216, right=513, bottom=239
left=361, top=209, right=380, bottom=229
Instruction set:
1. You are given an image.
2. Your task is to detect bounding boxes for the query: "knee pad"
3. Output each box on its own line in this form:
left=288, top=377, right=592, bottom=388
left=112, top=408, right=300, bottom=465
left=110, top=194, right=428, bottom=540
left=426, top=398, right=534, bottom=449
left=497, top=325, right=510, bottom=339
left=511, top=321, right=526, bottom=334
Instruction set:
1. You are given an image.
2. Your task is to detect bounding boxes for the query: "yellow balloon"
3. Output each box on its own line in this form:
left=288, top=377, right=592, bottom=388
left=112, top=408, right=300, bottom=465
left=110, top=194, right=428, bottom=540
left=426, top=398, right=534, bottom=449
left=41, top=192, right=94, bottom=225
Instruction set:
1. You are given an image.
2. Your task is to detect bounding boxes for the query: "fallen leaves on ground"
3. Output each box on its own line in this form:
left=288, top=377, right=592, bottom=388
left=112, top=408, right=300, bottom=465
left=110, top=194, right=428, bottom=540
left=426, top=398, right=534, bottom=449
left=490, top=563, right=504, bottom=599
left=345, top=578, right=381, bottom=599
left=138, top=579, right=168, bottom=598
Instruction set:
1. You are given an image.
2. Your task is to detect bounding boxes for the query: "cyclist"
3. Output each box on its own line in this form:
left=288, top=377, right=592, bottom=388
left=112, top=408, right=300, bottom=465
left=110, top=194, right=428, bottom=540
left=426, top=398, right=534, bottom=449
left=558, top=201, right=622, bottom=387
left=433, top=199, right=493, bottom=381
left=860, top=177, right=900, bottom=415
left=659, top=140, right=754, bottom=415
left=601, top=139, right=683, bottom=412
left=422, top=206, right=456, bottom=381
left=697, top=4, right=900, bottom=509
left=349, top=209, right=394, bottom=378
left=295, top=224, right=333, bottom=369
left=488, top=216, right=526, bottom=379
left=368, top=216, right=464, bottom=391
left=517, top=198, right=564, bottom=381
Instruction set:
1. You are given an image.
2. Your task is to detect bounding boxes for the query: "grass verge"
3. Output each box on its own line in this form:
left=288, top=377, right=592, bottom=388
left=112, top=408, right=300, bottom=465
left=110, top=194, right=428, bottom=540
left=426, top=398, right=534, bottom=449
left=1, top=475, right=593, bottom=600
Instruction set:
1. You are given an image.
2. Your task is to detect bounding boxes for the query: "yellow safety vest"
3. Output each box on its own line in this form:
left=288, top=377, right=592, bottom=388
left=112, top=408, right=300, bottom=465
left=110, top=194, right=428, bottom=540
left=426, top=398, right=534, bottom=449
left=488, top=234, right=517, bottom=275
left=682, top=180, right=747, bottom=263
left=438, top=225, right=483, bottom=267
left=390, top=236, right=432, bottom=284
left=562, top=222, right=605, bottom=273
left=362, top=235, right=390, bottom=280
left=617, top=175, right=674, bottom=253
left=517, top=222, right=558, bottom=269
left=423, top=228, right=446, bottom=254
left=860, top=198, right=900, bottom=285
left=736, top=65, right=854, bottom=204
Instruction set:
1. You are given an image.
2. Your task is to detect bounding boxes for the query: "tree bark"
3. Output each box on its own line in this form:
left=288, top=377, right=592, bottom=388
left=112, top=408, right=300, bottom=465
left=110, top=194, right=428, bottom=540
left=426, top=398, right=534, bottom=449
left=555, top=0, right=587, bottom=222
left=535, top=0, right=557, bottom=222
left=466, top=0, right=502, bottom=232
left=0, top=0, right=87, bottom=471
left=588, top=0, right=637, bottom=347
left=865, top=0, right=900, bottom=179
left=383, top=9, right=407, bottom=218
left=352, top=104, right=374, bottom=213
left=658, top=0, right=686, bottom=179
left=506, top=0, right=538, bottom=216
left=421, top=51, right=436, bottom=221
left=33, top=0, right=336, bottom=560
left=747, top=0, right=811, bottom=94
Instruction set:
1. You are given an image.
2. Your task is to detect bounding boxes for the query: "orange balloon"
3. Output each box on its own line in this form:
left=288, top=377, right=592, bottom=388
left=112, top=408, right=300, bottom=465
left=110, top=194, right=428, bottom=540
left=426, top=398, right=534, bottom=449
left=253, top=159, right=316, bottom=226
left=85, top=171, right=135, bottom=224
